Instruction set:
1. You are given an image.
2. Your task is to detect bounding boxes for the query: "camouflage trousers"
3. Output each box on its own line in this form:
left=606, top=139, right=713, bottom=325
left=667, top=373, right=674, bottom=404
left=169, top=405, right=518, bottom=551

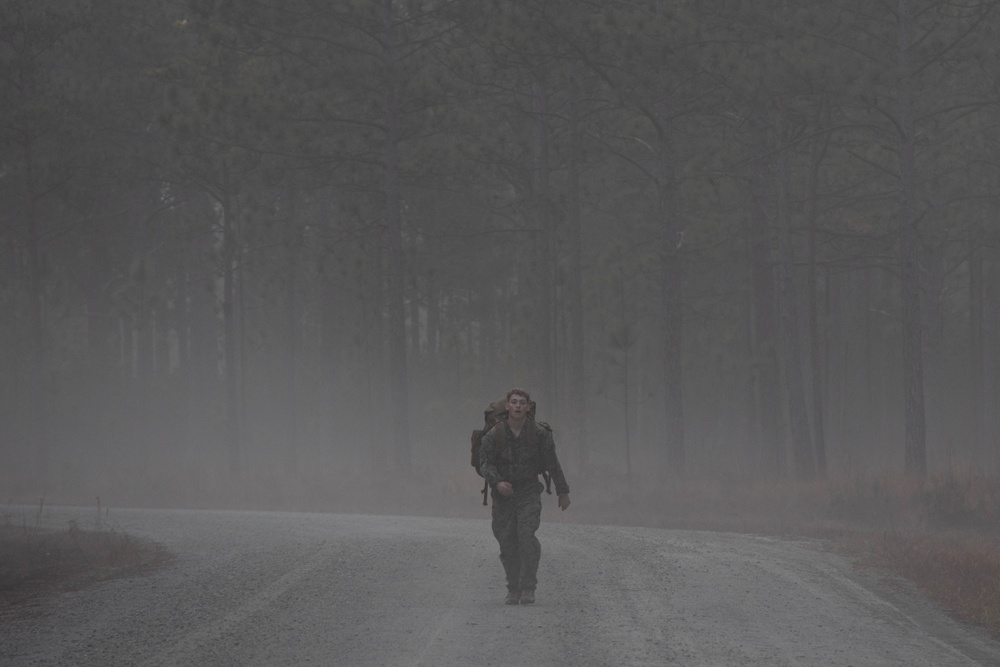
left=491, top=479, right=543, bottom=592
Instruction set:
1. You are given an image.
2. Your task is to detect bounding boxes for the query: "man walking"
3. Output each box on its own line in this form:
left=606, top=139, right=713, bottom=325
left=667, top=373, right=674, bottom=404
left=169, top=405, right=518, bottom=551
left=478, top=388, right=570, bottom=605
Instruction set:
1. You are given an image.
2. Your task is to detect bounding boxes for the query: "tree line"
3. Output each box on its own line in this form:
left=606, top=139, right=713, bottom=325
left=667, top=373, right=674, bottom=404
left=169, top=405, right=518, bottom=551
left=3, top=0, right=1000, bottom=503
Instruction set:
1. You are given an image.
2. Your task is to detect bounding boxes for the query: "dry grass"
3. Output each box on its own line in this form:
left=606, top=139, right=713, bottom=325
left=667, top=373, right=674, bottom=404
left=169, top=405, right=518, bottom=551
left=0, top=500, right=170, bottom=607
left=626, top=472, right=1000, bottom=637
left=801, top=474, right=1000, bottom=636
left=559, top=470, right=1000, bottom=635
left=864, top=531, right=1000, bottom=632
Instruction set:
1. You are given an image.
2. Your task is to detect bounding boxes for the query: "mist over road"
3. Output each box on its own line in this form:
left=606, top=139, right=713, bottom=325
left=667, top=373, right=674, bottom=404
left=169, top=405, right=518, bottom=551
left=2, top=508, right=998, bottom=666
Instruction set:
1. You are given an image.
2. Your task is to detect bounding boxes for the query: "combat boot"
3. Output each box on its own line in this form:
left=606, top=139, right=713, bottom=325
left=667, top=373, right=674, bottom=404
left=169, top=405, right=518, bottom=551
left=505, top=589, right=520, bottom=605
left=519, top=589, right=535, bottom=604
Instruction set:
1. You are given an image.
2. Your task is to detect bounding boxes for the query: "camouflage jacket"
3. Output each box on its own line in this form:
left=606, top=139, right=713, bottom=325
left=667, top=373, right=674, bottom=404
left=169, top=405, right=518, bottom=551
left=478, top=417, right=570, bottom=495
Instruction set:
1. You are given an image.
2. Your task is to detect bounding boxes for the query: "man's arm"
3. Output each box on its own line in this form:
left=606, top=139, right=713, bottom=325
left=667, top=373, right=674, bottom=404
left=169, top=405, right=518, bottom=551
left=539, top=427, right=570, bottom=497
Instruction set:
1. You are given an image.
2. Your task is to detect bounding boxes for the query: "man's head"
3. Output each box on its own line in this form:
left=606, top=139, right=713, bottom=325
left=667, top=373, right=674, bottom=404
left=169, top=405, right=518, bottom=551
left=505, top=388, right=531, bottom=423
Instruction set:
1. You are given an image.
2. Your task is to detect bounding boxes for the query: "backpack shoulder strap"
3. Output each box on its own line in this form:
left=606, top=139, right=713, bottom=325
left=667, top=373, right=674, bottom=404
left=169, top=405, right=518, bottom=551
left=488, top=420, right=507, bottom=446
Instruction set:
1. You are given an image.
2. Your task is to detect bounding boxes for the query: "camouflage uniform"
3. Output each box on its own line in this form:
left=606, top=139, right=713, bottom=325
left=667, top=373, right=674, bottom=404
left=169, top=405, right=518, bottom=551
left=479, top=418, right=570, bottom=594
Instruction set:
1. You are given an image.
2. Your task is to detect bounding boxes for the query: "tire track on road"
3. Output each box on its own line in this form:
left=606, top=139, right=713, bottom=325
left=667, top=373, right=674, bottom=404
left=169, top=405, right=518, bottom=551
left=140, top=549, right=329, bottom=667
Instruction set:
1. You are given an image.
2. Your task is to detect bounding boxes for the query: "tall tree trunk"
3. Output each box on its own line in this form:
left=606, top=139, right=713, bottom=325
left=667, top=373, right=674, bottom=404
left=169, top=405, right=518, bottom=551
left=742, top=265, right=759, bottom=471
left=531, top=77, right=556, bottom=406
left=23, top=134, right=49, bottom=484
left=221, top=180, right=241, bottom=476
left=183, top=192, right=218, bottom=458
left=427, top=270, right=440, bottom=360
left=382, top=0, right=411, bottom=475
left=968, top=232, right=985, bottom=458
left=988, top=245, right=1000, bottom=464
left=922, top=218, right=946, bottom=467
left=898, top=0, right=927, bottom=477
left=566, top=76, right=588, bottom=467
left=806, top=101, right=830, bottom=478
left=775, top=108, right=815, bottom=480
left=366, top=209, right=388, bottom=471
left=408, top=262, right=421, bottom=362
left=748, top=169, right=785, bottom=479
left=282, top=190, right=299, bottom=475
left=657, top=114, right=685, bottom=477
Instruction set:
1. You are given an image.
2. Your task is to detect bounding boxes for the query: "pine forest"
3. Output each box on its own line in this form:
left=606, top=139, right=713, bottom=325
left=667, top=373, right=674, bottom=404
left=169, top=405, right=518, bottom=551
left=3, top=0, right=1000, bottom=510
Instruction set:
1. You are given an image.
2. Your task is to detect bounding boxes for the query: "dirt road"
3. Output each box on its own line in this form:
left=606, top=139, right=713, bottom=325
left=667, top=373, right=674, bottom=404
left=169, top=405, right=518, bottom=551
left=2, top=508, right=998, bottom=666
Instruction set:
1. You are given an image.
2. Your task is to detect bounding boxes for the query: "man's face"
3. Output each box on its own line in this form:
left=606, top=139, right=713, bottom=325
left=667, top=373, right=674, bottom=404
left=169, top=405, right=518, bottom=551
left=507, top=394, right=530, bottom=420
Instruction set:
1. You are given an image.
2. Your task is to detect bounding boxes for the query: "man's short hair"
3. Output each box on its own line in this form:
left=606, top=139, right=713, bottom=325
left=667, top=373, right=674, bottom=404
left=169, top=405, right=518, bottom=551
left=506, top=388, right=531, bottom=403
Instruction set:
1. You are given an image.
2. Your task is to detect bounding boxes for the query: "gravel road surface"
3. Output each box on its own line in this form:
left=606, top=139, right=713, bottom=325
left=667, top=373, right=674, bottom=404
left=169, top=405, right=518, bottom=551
left=2, top=507, right=999, bottom=666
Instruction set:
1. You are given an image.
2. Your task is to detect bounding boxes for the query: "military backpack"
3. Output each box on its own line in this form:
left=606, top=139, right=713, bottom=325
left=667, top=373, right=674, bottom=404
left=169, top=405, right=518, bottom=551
left=470, top=397, right=552, bottom=506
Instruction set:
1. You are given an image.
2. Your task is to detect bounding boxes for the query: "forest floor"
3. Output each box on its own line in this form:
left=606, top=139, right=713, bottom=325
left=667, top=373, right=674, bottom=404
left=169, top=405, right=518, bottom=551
left=2, top=474, right=999, bottom=638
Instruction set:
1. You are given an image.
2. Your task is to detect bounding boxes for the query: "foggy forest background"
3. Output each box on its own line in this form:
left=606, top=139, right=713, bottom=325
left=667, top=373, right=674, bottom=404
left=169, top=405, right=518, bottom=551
left=4, top=0, right=1000, bottom=512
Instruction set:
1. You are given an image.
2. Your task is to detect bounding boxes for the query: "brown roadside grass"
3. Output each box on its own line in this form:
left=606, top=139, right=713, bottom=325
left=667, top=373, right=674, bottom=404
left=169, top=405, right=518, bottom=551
left=802, top=475, right=1000, bottom=636
left=595, top=472, right=1000, bottom=637
left=869, top=531, right=1000, bottom=632
left=0, top=501, right=170, bottom=607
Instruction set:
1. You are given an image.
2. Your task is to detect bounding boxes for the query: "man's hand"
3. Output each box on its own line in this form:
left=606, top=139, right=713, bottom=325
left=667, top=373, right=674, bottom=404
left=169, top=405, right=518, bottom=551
left=558, top=494, right=570, bottom=511
left=497, top=481, right=513, bottom=497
